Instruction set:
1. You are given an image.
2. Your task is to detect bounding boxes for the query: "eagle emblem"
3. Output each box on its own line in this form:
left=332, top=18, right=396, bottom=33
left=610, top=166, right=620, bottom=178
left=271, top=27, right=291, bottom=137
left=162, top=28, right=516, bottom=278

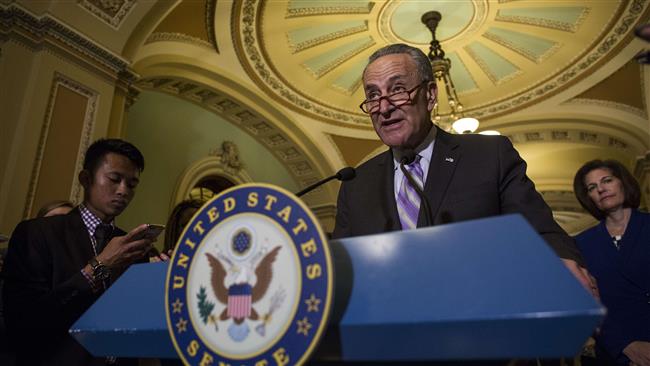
left=166, top=183, right=333, bottom=365
left=202, top=228, right=283, bottom=342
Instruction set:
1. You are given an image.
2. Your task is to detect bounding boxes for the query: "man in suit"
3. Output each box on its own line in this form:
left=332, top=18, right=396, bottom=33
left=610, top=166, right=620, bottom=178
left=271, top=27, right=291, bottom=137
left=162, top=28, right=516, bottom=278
left=333, top=43, right=592, bottom=289
left=2, top=139, right=159, bottom=365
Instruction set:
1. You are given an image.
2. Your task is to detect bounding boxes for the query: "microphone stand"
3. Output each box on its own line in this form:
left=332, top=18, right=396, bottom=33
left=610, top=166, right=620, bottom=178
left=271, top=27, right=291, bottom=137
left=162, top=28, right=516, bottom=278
left=295, top=176, right=337, bottom=197
left=295, top=167, right=356, bottom=197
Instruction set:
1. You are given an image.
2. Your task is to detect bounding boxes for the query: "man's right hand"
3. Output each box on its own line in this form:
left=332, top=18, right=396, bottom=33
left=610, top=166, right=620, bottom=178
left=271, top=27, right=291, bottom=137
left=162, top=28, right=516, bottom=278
left=96, top=224, right=155, bottom=268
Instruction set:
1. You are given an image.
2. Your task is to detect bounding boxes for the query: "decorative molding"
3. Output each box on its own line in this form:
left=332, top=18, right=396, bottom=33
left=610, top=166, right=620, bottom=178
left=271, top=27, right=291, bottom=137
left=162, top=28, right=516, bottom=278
left=470, top=0, right=648, bottom=119
left=482, top=31, right=560, bottom=64
left=230, top=0, right=646, bottom=129
left=124, top=84, right=141, bottom=110
left=170, top=155, right=253, bottom=212
left=505, top=128, right=635, bottom=152
left=24, top=73, right=99, bottom=219
left=137, top=76, right=326, bottom=195
left=77, top=0, right=136, bottom=29
left=208, top=141, right=243, bottom=174
left=232, top=0, right=370, bottom=128
left=302, top=37, right=375, bottom=79
left=0, top=3, right=138, bottom=88
left=285, top=1, right=374, bottom=18
left=495, top=7, right=590, bottom=33
left=378, top=0, right=488, bottom=45
left=145, top=32, right=213, bottom=49
left=563, top=98, right=647, bottom=119
left=331, top=75, right=362, bottom=96
left=288, top=22, right=368, bottom=53
left=205, top=0, right=219, bottom=53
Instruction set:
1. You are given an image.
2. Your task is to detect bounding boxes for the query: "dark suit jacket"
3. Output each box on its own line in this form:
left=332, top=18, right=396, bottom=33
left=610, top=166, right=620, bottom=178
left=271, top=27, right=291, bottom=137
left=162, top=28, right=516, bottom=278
left=333, top=127, right=582, bottom=262
left=1, top=208, right=130, bottom=366
left=575, top=210, right=650, bottom=365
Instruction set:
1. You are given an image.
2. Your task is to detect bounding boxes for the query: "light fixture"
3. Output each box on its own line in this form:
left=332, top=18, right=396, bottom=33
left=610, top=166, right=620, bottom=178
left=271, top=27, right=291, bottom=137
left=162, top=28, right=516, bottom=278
left=451, top=117, right=479, bottom=134
left=479, top=130, right=501, bottom=136
left=422, top=11, right=480, bottom=133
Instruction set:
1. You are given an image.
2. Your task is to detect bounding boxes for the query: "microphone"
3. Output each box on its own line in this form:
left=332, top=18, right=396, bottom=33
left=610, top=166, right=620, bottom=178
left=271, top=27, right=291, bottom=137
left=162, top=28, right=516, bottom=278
left=399, top=149, right=433, bottom=227
left=295, top=167, right=356, bottom=197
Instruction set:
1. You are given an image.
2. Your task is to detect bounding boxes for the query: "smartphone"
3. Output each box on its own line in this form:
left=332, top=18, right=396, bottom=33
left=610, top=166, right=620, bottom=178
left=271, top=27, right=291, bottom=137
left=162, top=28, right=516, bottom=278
left=132, top=224, right=165, bottom=241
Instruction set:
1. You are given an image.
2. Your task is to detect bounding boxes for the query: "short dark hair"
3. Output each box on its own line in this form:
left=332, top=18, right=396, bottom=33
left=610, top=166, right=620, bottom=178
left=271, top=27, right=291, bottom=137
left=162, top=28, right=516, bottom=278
left=573, top=159, right=641, bottom=220
left=36, top=200, right=74, bottom=218
left=83, top=138, right=145, bottom=174
left=365, top=43, right=434, bottom=83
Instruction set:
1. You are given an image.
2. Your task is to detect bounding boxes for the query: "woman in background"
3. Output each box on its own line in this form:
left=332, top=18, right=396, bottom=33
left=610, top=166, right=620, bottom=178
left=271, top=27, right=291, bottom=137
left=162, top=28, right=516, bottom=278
left=163, top=199, right=204, bottom=253
left=573, top=159, right=650, bottom=366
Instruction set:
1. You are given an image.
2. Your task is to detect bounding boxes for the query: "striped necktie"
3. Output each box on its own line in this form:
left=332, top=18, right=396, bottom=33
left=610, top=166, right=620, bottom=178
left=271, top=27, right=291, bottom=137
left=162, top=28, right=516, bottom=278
left=397, top=155, right=424, bottom=230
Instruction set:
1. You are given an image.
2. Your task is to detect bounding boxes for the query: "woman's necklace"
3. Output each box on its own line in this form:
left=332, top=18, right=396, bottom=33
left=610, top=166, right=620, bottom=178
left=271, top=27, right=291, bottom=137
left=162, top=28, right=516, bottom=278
left=606, top=211, right=629, bottom=251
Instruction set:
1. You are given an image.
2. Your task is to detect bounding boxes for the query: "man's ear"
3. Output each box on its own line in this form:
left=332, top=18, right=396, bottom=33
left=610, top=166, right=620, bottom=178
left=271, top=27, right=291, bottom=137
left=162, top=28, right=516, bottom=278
left=426, top=81, right=438, bottom=111
left=79, top=169, right=91, bottom=189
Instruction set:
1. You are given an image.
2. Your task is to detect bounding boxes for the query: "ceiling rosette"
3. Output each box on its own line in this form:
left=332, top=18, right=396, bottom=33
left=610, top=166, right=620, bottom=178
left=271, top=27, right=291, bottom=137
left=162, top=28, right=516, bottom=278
left=232, top=0, right=648, bottom=128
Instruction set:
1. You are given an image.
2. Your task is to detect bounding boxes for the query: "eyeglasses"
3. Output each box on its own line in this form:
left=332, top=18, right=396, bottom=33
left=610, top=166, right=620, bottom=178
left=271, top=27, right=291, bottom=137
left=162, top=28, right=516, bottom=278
left=359, top=81, right=428, bottom=114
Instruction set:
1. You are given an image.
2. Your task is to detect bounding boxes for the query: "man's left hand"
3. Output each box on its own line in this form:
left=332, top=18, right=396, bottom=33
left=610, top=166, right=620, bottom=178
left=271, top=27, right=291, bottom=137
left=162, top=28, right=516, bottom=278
left=561, top=259, right=598, bottom=298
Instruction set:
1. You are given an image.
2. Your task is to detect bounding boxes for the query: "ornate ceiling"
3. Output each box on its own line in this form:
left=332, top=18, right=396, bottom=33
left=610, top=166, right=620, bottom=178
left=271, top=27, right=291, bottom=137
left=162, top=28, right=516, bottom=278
left=232, top=0, right=644, bottom=128
left=127, top=0, right=648, bottom=232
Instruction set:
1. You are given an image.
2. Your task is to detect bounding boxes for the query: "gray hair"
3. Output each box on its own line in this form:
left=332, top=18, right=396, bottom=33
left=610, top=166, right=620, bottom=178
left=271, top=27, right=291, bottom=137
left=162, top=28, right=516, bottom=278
left=364, top=43, right=434, bottom=82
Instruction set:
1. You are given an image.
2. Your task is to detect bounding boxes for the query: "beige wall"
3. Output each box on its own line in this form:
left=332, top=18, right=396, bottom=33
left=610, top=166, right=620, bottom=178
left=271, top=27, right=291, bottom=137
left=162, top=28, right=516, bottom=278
left=30, top=85, right=89, bottom=218
left=0, top=40, right=118, bottom=237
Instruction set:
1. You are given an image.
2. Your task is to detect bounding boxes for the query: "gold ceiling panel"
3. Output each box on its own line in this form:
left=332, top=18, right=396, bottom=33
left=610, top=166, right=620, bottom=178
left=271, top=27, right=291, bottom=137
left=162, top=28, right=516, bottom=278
left=232, top=0, right=649, bottom=127
left=573, top=58, right=646, bottom=113
left=153, top=0, right=210, bottom=42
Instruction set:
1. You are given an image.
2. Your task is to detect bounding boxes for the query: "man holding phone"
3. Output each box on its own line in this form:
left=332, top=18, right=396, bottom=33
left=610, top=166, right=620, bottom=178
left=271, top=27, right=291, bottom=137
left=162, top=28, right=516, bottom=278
left=2, top=138, right=161, bottom=365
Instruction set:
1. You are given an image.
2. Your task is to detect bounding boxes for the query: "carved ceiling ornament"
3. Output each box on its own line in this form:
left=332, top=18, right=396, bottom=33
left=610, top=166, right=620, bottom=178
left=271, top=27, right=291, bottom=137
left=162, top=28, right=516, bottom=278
left=209, top=141, right=243, bottom=172
left=170, top=155, right=253, bottom=213
left=0, top=3, right=137, bottom=89
left=503, top=128, right=643, bottom=154
left=232, top=0, right=370, bottom=128
left=78, top=0, right=136, bottom=29
left=232, top=0, right=648, bottom=125
left=470, top=0, right=648, bottom=119
left=145, top=32, right=213, bottom=50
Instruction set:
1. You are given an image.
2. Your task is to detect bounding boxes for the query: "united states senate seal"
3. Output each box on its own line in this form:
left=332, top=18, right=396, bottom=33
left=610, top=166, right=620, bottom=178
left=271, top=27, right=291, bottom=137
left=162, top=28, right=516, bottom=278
left=165, top=183, right=333, bottom=366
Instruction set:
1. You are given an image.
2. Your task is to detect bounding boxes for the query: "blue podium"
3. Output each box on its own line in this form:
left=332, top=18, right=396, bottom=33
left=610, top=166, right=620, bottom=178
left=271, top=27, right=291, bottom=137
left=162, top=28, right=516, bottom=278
left=70, top=214, right=604, bottom=361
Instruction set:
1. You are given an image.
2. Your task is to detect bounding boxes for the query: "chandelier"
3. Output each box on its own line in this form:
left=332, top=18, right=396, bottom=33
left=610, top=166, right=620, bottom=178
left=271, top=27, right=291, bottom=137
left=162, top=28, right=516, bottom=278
left=421, top=11, right=480, bottom=134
